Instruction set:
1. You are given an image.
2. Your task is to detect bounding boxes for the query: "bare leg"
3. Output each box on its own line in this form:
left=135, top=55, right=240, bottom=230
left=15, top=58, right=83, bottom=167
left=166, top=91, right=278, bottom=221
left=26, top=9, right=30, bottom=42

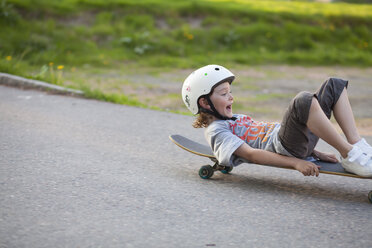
left=306, top=97, right=352, bottom=158
left=333, top=88, right=361, bottom=145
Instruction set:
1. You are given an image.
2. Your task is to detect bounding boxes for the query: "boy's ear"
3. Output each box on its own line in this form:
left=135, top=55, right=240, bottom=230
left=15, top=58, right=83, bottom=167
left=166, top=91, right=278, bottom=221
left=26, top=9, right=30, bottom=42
left=198, top=97, right=210, bottom=110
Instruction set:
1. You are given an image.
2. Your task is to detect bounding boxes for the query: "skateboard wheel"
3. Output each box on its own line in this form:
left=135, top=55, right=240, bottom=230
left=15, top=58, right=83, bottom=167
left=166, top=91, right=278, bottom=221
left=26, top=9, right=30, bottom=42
left=220, top=166, right=233, bottom=174
left=199, top=165, right=214, bottom=179
left=368, top=191, right=372, bottom=204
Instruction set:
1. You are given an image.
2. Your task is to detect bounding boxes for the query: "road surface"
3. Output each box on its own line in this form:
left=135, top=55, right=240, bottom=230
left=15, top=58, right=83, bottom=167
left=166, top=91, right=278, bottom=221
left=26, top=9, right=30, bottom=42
left=1, top=85, right=371, bottom=248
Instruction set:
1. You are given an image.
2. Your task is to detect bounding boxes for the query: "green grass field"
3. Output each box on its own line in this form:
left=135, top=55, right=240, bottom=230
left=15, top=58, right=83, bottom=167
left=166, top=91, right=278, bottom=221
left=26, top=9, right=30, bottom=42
left=1, top=0, right=372, bottom=112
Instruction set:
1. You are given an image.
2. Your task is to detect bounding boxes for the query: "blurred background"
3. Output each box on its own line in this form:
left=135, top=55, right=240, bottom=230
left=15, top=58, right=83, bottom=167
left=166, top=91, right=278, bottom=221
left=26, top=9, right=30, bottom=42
left=1, top=0, right=372, bottom=124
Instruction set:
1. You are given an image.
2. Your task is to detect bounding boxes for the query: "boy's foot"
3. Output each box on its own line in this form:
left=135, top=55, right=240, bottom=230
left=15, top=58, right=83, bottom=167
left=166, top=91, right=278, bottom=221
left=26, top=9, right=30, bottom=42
left=341, top=146, right=372, bottom=177
left=354, top=138, right=372, bottom=155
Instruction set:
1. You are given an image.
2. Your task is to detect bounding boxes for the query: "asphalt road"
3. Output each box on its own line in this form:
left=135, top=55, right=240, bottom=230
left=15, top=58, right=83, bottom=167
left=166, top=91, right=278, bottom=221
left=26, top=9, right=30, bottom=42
left=1, top=85, right=372, bottom=248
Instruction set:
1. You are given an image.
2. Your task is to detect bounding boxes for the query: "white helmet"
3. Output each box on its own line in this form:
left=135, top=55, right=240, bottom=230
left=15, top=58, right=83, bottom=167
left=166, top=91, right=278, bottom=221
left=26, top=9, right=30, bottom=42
left=182, top=64, right=235, bottom=115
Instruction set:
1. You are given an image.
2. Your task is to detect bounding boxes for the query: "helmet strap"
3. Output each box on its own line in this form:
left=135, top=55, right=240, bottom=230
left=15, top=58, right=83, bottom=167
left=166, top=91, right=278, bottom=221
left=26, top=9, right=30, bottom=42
left=201, top=96, right=236, bottom=121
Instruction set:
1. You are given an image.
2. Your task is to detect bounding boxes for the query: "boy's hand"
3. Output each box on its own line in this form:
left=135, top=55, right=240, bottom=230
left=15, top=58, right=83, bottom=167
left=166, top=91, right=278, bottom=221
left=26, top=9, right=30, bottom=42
left=295, top=161, right=320, bottom=177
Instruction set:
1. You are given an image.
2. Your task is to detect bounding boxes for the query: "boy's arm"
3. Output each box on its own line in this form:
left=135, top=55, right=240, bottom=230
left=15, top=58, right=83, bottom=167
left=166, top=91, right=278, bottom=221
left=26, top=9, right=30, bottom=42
left=234, top=143, right=320, bottom=177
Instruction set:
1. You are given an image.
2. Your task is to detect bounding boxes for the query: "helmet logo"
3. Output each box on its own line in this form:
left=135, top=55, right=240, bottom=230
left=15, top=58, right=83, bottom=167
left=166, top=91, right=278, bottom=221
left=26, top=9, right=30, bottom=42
left=186, top=85, right=191, bottom=92
left=185, top=95, right=190, bottom=107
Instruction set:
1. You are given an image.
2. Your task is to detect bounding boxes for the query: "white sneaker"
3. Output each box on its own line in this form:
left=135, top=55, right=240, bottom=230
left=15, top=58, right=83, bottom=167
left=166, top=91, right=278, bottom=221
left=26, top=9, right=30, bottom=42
left=354, top=138, right=372, bottom=155
left=341, top=146, right=372, bottom=177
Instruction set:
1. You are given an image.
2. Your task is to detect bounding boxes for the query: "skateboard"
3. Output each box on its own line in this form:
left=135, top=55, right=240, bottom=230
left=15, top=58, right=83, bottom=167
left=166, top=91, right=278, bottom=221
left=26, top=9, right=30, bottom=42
left=169, top=134, right=372, bottom=203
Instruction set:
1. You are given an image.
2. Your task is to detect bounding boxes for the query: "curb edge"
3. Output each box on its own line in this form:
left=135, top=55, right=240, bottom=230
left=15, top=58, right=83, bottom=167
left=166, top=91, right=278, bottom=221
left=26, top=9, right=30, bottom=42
left=0, top=72, right=84, bottom=96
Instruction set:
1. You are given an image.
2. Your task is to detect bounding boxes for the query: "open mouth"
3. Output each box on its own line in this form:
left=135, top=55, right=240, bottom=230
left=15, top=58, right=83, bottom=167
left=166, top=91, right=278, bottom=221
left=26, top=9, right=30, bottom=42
left=226, top=105, right=232, bottom=111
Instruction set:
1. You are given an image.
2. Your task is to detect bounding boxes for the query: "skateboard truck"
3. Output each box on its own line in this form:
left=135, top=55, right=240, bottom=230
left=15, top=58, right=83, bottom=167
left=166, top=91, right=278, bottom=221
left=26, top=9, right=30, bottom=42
left=199, top=158, right=233, bottom=179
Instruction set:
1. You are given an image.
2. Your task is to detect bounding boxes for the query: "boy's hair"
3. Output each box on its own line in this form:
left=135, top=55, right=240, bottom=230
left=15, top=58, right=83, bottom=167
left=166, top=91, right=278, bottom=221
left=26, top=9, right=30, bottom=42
left=192, top=111, right=214, bottom=128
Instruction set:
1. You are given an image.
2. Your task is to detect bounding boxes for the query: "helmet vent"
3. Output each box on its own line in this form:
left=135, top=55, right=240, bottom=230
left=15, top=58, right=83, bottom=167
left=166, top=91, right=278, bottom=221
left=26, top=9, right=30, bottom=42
left=215, top=67, right=220, bottom=71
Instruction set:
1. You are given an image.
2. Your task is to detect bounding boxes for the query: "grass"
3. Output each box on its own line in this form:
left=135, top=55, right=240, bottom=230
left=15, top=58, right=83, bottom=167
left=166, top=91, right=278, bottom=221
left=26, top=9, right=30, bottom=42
left=1, top=0, right=372, bottom=112
left=2, top=0, right=372, bottom=69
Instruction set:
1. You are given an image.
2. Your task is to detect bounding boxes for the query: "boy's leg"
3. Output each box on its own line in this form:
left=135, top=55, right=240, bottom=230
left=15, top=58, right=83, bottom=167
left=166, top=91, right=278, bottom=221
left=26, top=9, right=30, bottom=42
left=310, top=80, right=372, bottom=176
left=314, top=77, right=348, bottom=118
left=315, top=78, right=371, bottom=150
left=279, top=77, right=372, bottom=176
left=278, top=78, right=348, bottom=158
left=333, top=85, right=372, bottom=155
left=306, top=97, right=352, bottom=158
left=310, top=78, right=351, bottom=157
left=333, top=88, right=361, bottom=145
left=278, top=91, right=318, bottom=158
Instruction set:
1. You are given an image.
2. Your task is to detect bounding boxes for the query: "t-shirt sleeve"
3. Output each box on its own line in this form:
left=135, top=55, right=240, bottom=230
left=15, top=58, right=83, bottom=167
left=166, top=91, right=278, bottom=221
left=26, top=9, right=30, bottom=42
left=205, top=122, right=245, bottom=166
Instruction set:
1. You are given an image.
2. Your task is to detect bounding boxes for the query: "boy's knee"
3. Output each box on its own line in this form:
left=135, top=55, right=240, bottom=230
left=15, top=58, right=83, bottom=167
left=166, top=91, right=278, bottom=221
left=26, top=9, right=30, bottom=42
left=295, top=91, right=313, bottom=101
left=292, top=91, right=314, bottom=124
left=294, top=91, right=314, bottom=108
left=322, top=78, right=348, bottom=92
left=316, top=78, right=348, bottom=118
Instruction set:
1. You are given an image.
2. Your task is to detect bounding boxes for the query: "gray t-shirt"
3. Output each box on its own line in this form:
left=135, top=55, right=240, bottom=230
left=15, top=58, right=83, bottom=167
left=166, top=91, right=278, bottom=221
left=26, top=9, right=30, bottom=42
left=204, top=114, right=292, bottom=166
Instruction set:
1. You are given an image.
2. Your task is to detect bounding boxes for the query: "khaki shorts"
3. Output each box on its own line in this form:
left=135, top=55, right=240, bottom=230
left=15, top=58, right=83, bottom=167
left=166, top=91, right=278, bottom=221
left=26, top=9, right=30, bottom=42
left=278, top=78, right=348, bottom=158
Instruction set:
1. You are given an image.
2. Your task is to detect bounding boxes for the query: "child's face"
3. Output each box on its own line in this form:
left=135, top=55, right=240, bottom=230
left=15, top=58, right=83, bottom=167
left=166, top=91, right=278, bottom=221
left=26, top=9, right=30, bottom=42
left=210, top=82, right=234, bottom=118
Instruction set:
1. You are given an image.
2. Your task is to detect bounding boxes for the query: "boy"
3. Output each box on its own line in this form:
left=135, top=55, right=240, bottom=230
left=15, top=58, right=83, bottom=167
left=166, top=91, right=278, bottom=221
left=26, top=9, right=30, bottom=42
left=182, top=64, right=372, bottom=177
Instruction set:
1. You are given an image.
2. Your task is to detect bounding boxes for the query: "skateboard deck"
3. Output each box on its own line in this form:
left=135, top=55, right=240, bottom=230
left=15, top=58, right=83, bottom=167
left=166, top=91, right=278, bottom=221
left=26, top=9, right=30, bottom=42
left=169, top=134, right=372, bottom=179
left=170, top=134, right=372, bottom=203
